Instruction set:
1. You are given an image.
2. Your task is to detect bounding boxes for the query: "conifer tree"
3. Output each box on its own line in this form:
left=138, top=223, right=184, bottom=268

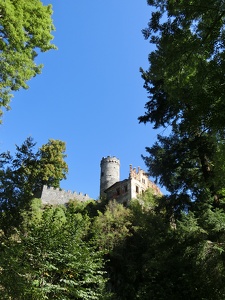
left=139, top=0, right=225, bottom=210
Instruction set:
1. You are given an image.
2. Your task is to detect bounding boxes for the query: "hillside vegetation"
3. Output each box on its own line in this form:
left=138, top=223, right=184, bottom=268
left=1, top=0, right=225, bottom=298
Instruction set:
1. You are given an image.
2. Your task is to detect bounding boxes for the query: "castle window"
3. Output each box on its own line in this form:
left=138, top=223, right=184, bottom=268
left=142, top=178, right=145, bottom=184
left=136, top=186, right=139, bottom=194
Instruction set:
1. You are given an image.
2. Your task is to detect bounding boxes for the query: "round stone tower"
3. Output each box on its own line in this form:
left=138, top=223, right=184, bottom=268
left=100, top=156, right=120, bottom=197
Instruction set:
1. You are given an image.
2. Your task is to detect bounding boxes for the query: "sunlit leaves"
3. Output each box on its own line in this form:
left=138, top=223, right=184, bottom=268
left=0, top=200, right=107, bottom=299
left=0, top=0, right=56, bottom=121
left=92, top=200, right=132, bottom=253
left=0, top=137, right=68, bottom=232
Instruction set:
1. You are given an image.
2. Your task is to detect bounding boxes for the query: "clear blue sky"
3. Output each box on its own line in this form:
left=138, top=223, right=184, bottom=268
left=0, top=0, right=163, bottom=199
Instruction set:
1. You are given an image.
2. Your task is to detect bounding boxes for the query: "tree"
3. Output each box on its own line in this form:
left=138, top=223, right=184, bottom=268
left=0, top=199, right=108, bottom=299
left=37, top=139, right=68, bottom=190
left=130, top=206, right=225, bottom=300
left=136, top=2, right=225, bottom=298
left=97, top=193, right=225, bottom=299
left=140, top=0, right=225, bottom=132
left=0, top=0, right=56, bottom=121
left=139, top=0, right=225, bottom=209
left=0, top=137, right=68, bottom=232
left=92, top=200, right=132, bottom=253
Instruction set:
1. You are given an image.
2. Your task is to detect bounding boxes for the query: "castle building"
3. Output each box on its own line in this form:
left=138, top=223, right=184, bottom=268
left=41, top=185, right=91, bottom=206
left=100, top=156, right=162, bottom=205
left=40, top=156, right=162, bottom=206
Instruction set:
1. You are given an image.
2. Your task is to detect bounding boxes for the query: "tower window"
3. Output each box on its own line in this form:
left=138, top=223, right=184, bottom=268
left=136, top=186, right=139, bottom=193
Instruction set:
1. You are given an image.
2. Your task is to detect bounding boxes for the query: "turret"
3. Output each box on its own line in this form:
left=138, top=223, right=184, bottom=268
left=100, top=156, right=120, bottom=197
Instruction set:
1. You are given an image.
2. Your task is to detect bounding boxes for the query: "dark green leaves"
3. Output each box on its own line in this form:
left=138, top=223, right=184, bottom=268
left=139, top=0, right=225, bottom=208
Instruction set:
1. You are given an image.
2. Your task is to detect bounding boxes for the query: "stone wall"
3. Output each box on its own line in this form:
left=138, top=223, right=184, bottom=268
left=100, top=156, right=120, bottom=197
left=41, top=185, right=91, bottom=206
left=129, top=165, right=162, bottom=197
left=104, top=165, right=162, bottom=205
left=104, top=179, right=131, bottom=205
left=40, top=159, right=162, bottom=207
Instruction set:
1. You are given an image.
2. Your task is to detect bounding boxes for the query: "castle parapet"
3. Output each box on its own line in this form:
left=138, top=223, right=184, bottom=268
left=41, top=185, right=91, bottom=206
left=129, top=164, right=148, bottom=181
left=129, top=164, right=162, bottom=196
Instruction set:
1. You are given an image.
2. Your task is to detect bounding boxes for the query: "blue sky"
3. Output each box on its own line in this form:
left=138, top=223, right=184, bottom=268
left=0, top=0, right=163, bottom=199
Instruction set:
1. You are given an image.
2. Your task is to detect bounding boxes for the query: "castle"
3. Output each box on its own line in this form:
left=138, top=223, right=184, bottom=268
left=40, top=156, right=162, bottom=205
left=100, top=156, right=162, bottom=205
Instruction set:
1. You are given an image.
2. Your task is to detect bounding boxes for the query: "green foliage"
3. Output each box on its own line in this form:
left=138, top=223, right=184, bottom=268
left=106, top=192, right=225, bottom=299
left=105, top=192, right=169, bottom=300
left=0, top=0, right=56, bottom=121
left=1, top=179, right=225, bottom=299
left=142, top=132, right=219, bottom=206
left=133, top=188, right=162, bottom=212
left=139, top=0, right=225, bottom=209
left=0, top=137, right=68, bottom=232
left=0, top=199, right=107, bottom=299
left=0, top=0, right=56, bottom=117
left=135, top=3, right=225, bottom=297
left=140, top=0, right=225, bottom=131
left=38, top=139, right=68, bottom=189
left=92, top=200, right=132, bottom=253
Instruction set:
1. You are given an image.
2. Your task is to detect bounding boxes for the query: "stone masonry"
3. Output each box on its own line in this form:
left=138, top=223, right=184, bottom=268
left=40, top=156, right=162, bottom=206
left=41, top=185, right=91, bottom=205
left=100, top=156, right=162, bottom=205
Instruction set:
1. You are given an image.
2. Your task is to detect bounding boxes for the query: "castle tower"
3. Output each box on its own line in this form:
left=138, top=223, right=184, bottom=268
left=100, top=156, right=120, bottom=197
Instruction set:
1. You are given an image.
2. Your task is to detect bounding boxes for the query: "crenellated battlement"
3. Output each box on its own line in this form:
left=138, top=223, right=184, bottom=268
left=129, top=165, right=148, bottom=181
left=41, top=185, right=91, bottom=206
left=129, top=164, right=162, bottom=197
left=100, top=156, right=120, bottom=197
left=100, top=156, right=120, bottom=165
left=40, top=156, right=162, bottom=207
